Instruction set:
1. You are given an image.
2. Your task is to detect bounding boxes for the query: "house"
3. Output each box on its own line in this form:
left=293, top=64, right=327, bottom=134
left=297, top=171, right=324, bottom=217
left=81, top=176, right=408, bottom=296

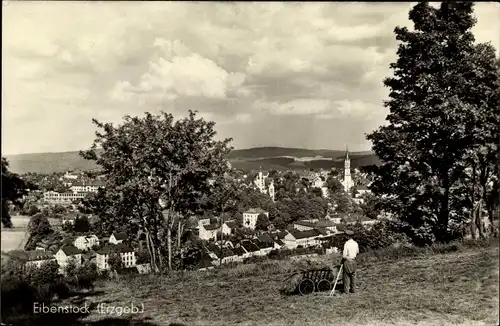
left=293, top=221, right=316, bottom=231
left=96, top=243, right=136, bottom=270
left=25, top=250, right=56, bottom=268
left=55, top=245, right=82, bottom=273
left=212, top=248, right=238, bottom=265
left=221, top=221, right=237, bottom=235
left=199, top=223, right=220, bottom=240
left=73, top=235, right=100, bottom=251
left=229, top=246, right=247, bottom=262
left=243, top=208, right=269, bottom=230
left=109, top=232, right=127, bottom=244
left=255, top=239, right=273, bottom=256
left=283, top=229, right=321, bottom=249
left=241, top=240, right=261, bottom=257
left=198, top=217, right=211, bottom=227
left=344, top=215, right=379, bottom=228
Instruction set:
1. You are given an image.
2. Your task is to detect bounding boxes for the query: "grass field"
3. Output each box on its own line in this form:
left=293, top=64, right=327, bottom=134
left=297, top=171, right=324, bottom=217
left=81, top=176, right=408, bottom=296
left=0, top=231, right=27, bottom=252
left=1, top=215, right=61, bottom=252
left=54, top=242, right=499, bottom=326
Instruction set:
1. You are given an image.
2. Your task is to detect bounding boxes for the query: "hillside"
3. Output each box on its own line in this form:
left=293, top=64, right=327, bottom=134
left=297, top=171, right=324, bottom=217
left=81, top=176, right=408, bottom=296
left=24, top=242, right=498, bottom=326
left=4, top=147, right=380, bottom=174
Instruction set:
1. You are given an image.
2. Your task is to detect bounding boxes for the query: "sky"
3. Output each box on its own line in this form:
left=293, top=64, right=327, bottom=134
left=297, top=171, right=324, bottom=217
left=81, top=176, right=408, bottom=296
left=3, top=2, right=499, bottom=155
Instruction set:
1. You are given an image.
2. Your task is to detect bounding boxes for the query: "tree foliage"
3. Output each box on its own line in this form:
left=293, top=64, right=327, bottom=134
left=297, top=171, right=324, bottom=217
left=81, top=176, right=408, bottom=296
left=366, top=2, right=500, bottom=243
left=1, top=158, right=28, bottom=227
left=79, top=110, right=232, bottom=271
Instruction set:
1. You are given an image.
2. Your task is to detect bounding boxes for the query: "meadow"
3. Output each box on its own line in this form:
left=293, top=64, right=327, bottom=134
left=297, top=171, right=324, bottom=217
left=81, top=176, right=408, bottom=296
left=1, top=215, right=61, bottom=253
left=49, top=240, right=498, bottom=326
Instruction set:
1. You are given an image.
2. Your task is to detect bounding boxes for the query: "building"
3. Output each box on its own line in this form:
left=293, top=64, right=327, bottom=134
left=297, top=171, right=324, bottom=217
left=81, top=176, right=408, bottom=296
left=293, top=220, right=316, bottom=231
left=268, top=181, right=275, bottom=202
left=109, top=232, right=127, bottom=244
left=25, top=250, right=56, bottom=268
left=294, top=220, right=339, bottom=234
left=199, top=223, right=219, bottom=240
left=342, top=147, right=354, bottom=193
left=240, top=240, right=261, bottom=257
left=43, top=191, right=87, bottom=204
left=254, top=170, right=268, bottom=193
left=283, top=229, right=321, bottom=249
left=73, top=235, right=100, bottom=251
left=55, top=245, right=82, bottom=273
left=96, top=243, right=136, bottom=270
left=63, top=171, right=79, bottom=180
left=221, top=221, right=237, bottom=235
left=70, top=181, right=104, bottom=194
left=243, top=208, right=269, bottom=230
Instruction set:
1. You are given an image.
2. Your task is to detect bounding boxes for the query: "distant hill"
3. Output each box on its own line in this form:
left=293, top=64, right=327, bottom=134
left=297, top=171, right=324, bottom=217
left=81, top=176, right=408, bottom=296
left=4, top=147, right=380, bottom=174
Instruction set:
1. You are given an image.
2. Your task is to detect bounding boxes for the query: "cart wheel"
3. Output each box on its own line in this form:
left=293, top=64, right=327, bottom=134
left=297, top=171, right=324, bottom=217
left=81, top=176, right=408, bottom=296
left=317, top=279, right=332, bottom=292
left=299, top=279, right=315, bottom=295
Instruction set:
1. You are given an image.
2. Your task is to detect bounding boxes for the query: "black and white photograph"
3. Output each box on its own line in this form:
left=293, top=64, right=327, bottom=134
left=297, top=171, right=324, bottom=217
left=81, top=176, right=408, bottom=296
left=2, top=1, right=499, bottom=325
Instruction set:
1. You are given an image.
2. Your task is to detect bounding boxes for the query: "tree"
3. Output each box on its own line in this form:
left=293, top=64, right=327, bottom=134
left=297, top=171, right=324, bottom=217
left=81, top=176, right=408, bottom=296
left=64, top=258, right=78, bottom=277
left=80, top=110, right=232, bottom=271
left=366, top=2, right=500, bottom=243
left=1, top=158, right=28, bottom=227
left=108, top=252, right=122, bottom=274
left=27, top=214, right=53, bottom=237
left=325, top=176, right=343, bottom=195
left=255, top=213, right=270, bottom=231
left=73, top=215, right=91, bottom=233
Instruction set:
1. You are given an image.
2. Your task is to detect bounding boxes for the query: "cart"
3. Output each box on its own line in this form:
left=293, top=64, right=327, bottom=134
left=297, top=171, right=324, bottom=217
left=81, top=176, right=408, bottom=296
left=282, top=265, right=343, bottom=296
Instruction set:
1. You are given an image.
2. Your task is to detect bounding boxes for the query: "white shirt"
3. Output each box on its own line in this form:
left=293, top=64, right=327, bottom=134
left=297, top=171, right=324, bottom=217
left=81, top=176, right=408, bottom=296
left=343, top=239, right=359, bottom=260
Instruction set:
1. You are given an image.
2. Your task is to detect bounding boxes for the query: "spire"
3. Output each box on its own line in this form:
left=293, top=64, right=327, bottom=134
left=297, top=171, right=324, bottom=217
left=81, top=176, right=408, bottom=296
left=345, top=145, right=350, bottom=161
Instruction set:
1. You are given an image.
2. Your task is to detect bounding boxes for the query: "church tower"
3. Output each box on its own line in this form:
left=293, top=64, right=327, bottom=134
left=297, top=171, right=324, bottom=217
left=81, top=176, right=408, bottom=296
left=343, top=145, right=354, bottom=193
left=268, top=180, right=275, bottom=202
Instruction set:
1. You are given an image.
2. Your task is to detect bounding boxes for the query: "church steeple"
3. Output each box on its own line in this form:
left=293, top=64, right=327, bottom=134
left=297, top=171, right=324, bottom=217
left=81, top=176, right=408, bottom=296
left=342, top=144, right=353, bottom=193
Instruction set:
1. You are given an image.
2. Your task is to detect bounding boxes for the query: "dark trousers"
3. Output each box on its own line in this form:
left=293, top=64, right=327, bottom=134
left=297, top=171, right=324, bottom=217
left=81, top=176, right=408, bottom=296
left=342, top=258, right=357, bottom=293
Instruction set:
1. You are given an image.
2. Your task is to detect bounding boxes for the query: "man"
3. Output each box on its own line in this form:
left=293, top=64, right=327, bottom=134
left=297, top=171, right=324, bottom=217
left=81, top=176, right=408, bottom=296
left=342, top=230, right=359, bottom=294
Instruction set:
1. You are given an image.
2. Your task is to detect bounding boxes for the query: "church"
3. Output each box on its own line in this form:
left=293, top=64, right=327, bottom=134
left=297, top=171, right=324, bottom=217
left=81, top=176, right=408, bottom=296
left=341, top=147, right=354, bottom=193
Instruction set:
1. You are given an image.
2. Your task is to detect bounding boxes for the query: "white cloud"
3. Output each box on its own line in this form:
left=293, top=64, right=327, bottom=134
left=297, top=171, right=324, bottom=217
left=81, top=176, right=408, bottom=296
left=2, top=2, right=499, bottom=155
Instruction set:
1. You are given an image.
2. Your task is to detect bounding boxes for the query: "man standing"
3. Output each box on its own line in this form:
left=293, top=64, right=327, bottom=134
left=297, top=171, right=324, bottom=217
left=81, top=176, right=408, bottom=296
left=342, top=230, right=359, bottom=294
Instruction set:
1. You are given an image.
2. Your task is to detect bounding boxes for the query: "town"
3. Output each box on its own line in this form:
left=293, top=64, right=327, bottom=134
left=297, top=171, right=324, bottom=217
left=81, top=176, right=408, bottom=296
left=5, top=149, right=383, bottom=275
left=2, top=2, right=499, bottom=326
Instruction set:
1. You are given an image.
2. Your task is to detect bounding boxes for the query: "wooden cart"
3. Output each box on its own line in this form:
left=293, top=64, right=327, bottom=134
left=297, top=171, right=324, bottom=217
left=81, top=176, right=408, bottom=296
left=284, top=265, right=343, bottom=296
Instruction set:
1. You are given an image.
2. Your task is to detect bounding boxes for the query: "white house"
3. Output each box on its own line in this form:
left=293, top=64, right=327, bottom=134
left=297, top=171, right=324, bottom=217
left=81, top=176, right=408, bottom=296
left=221, top=221, right=237, bottom=235
left=293, top=221, right=316, bottom=231
left=25, top=250, right=56, bottom=268
left=283, top=230, right=321, bottom=250
left=243, top=208, right=269, bottom=230
left=70, top=181, right=104, bottom=193
left=55, top=245, right=82, bottom=273
left=96, top=243, right=136, bottom=270
left=73, top=235, right=100, bottom=251
left=109, top=232, right=127, bottom=244
left=199, top=223, right=219, bottom=240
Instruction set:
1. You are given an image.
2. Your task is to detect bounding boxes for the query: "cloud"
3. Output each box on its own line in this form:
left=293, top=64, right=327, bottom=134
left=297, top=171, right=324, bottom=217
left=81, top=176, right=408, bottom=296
left=2, top=2, right=499, bottom=155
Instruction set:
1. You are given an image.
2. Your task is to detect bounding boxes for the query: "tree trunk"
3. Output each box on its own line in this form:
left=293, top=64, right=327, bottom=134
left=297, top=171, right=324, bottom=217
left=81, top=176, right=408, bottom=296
left=178, top=219, right=182, bottom=248
left=167, top=227, right=172, bottom=270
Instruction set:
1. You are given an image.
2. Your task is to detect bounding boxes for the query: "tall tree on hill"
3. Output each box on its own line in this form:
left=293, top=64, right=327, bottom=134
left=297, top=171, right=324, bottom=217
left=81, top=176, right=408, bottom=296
left=80, top=110, right=232, bottom=271
left=366, top=2, right=500, bottom=243
left=1, top=158, right=28, bottom=228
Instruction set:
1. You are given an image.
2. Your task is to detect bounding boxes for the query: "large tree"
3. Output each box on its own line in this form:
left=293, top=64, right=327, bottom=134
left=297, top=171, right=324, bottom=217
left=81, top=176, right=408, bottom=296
left=366, top=2, right=500, bottom=243
left=80, top=110, right=232, bottom=271
left=1, top=158, right=28, bottom=228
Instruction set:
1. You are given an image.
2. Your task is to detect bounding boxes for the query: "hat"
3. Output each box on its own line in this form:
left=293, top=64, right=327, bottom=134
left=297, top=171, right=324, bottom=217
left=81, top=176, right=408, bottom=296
left=345, top=230, right=354, bottom=236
